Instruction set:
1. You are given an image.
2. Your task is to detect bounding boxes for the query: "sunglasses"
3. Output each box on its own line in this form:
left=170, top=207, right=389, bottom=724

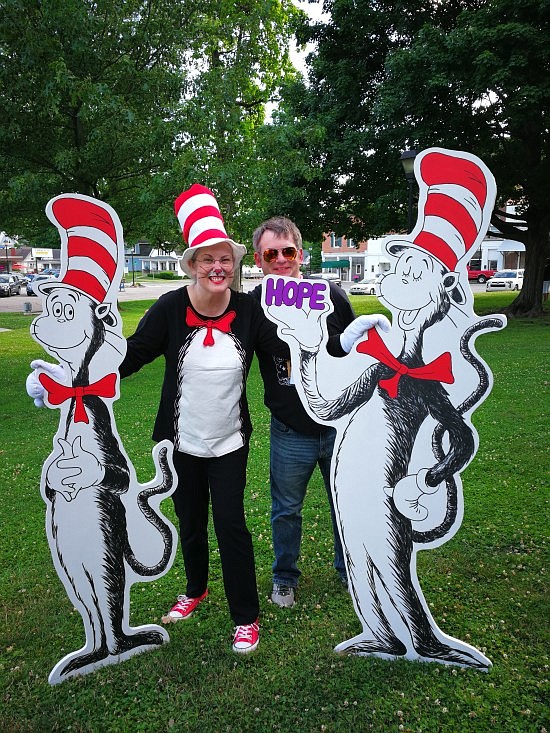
left=262, top=246, right=298, bottom=264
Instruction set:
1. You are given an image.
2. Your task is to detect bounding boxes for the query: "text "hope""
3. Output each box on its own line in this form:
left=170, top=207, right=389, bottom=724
left=265, top=277, right=326, bottom=310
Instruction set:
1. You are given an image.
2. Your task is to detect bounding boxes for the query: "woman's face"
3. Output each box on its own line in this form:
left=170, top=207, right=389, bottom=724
left=189, top=242, right=235, bottom=294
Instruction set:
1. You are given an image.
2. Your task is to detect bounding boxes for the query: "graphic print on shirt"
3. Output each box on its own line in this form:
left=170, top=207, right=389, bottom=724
left=28, top=194, right=178, bottom=685
left=262, top=148, right=506, bottom=670
left=273, top=355, right=292, bottom=386
left=174, top=307, right=248, bottom=457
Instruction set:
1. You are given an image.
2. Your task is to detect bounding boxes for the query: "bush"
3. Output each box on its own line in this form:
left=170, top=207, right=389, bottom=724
left=146, top=271, right=182, bottom=280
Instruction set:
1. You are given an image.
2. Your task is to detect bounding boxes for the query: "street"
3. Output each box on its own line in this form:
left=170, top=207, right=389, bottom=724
left=0, top=277, right=487, bottom=314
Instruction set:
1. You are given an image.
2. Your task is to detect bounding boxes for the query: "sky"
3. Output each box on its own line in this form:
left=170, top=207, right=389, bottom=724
left=265, top=1, right=327, bottom=120
left=289, top=0, right=328, bottom=74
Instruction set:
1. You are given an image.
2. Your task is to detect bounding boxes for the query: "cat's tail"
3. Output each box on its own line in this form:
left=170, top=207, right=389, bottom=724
left=457, top=316, right=506, bottom=414
left=412, top=316, right=506, bottom=544
left=124, top=446, right=175, bottom=577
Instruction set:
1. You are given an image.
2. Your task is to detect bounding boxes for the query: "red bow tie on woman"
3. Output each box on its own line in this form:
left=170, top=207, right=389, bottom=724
left=356, top=328, right=454, bottom=398
left=38, top=372, right=117, bottom=424
left=186, top=307, right=236, bottom=346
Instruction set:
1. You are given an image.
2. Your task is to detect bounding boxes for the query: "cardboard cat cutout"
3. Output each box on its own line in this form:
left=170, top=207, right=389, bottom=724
left=28, top=194, right=178, bottom=685
left=262, top=148, right=506, bottom=670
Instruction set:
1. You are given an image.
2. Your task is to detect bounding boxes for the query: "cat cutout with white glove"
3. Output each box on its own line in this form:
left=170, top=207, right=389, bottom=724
left=262, top=148, right=506, bottom=670
left=26, top=194, right=178, bottom=685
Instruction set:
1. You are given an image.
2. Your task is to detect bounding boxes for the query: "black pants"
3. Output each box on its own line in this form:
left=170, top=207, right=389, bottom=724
left=171, top=444, right=259, bottom=626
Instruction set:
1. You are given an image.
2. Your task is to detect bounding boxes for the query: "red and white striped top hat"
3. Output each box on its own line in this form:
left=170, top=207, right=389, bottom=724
left=174, top=184, right=246, bottom=276
left=38, top=194, right=124, bottom=325
left=387, top=148, right=495, bottom=272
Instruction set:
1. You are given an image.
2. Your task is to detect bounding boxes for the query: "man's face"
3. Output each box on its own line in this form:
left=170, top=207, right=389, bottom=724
left=254, top=230, right=303, bottom=278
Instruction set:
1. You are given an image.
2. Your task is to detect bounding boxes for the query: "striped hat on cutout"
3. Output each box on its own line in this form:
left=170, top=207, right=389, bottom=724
left=387, top=148, right=494, bottom=272
left=38, top=194, right=123, bottom=325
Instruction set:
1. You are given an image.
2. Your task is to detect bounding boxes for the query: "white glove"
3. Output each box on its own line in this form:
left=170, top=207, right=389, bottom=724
left=384, top=468, right=440, bottom=520
left=340, top=314, right=391, bottom=354
left=26, top=359, right=66, bottom=407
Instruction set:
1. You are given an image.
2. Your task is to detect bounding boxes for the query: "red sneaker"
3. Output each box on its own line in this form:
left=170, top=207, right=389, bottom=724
left=232, top=619, right=259, bottom=654
left=161, top=590, right=208, bottom=623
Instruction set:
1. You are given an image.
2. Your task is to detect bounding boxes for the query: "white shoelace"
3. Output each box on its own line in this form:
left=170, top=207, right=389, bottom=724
left=234, top=622, right=258, bottom=640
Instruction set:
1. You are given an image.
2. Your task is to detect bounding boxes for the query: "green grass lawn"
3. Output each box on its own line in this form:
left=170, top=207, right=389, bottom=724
left=0, top=293, right=548, bottom=732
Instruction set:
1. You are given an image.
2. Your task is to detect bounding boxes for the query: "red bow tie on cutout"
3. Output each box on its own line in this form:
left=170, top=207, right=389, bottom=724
left=38, top=372, right=117, bottom=424
left=356, top=328, right=454, bottom=398
left=186, top=307, right=236, bottom=346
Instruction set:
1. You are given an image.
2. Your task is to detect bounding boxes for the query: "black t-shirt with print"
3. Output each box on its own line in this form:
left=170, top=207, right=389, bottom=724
left=250, top=281, right=355, bottom=435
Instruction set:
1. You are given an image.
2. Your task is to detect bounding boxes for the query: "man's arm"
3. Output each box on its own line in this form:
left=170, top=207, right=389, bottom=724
left=326, top=282, right=356, bottom=356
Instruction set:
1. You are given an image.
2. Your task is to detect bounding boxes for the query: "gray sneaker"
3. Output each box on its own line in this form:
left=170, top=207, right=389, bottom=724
left=271, top=584, right=296, bottom=608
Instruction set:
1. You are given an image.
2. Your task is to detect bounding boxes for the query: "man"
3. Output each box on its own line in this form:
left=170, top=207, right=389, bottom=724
left=250, top=217, right=355, bottom=608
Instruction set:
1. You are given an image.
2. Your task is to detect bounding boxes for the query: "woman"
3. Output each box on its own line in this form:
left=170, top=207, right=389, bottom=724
left=120, top=184, right=283, bottom=653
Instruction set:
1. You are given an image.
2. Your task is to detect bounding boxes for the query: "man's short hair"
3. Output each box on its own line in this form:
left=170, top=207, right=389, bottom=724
left=252, top=217, right=302, bottom=253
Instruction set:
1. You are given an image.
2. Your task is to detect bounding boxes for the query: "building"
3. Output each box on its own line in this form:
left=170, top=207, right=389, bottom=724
left=0, top=244, right=62, bottom=274
left=320, top=233, right=392, bottom=282
left=125, top=241, right=188, bottom=278
left=320, top=221, right=525, bottom=283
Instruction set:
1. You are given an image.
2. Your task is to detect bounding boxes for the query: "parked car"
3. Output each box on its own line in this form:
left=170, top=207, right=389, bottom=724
left=308, top=272, right=342, bottom=287
left=242, top=265, right=263, bottom=278
left=0, top=274, right=21, bottom=296
left=12, top=273, right=28, bottom=289
left=349, top=274, right=384, bottom=296
left=466, top=265, right=496, bottom=283
left=485, top=269, right=524, bottom=292
left=26, top=273, right=57, bottom=295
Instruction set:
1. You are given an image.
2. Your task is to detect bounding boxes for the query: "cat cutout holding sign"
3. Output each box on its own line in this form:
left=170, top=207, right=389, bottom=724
left=26, top=194, right=178, bottom=685
left=262, top=148, right=506, bottom=670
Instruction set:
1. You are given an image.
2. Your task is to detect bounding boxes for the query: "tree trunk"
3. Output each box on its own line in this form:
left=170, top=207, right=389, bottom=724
left=505, top=207, right=550, bottom=318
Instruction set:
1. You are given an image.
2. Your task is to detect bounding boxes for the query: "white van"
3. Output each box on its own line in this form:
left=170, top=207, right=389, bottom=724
left=486, top=269, right=524, bottom=292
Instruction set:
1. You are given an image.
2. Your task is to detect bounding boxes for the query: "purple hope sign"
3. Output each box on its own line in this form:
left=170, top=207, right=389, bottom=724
left=261, top=275, right=333, bottom=354
left=264, top=276, right=327, bottom=310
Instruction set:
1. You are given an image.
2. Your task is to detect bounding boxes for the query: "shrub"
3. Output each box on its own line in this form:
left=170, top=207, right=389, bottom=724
left=146, top=271, right=182, bottom=280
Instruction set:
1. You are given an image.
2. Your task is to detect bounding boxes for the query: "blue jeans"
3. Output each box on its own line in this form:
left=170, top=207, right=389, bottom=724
left=270, top=415, right=346, bottom=587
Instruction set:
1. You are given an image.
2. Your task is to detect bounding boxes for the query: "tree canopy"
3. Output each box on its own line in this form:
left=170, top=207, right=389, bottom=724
left=268, top=0, right=549, bottom=315
left=1, top=0, right=548, bottom=314
left=0, top=0, right=298, bottom=247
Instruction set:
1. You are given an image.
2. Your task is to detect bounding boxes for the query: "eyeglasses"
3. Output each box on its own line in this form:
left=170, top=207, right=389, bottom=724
left=195, top=255, right=234, bottom=268
left=262, top=246, right=298, bottom=263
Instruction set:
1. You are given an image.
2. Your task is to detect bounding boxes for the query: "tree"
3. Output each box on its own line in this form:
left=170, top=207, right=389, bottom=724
left=0, top=0, right=298, bottom=251
left=141, top=0, right=301, bottom=250
left=273, top=0, right=549, bottom=316
left=260, top=0, right=448, bottom=240
left=0, top=0, right=198, bottom=244
left=378, top=0, right=550, bottom=316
